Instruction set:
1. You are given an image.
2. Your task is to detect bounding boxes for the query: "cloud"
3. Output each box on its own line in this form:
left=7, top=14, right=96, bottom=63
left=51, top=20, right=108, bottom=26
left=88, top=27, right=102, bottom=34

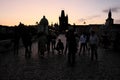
left=77, top=15, right=101, bottom=24
left=78, top=18, right=86, bottom=22
left=103, top=7, right=120, bottom=13
left=87, top=15, right=101, bottom=20
left=78, top=15, right=100, bottom=22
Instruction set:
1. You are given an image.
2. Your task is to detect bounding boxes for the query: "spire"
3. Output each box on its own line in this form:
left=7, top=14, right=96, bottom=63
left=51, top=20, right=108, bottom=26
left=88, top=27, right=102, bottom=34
left=61, top=10, right=65, bottom=17
left=108, top=9, right=112, bottom=19
left=105, top=9, right=114, bottom=26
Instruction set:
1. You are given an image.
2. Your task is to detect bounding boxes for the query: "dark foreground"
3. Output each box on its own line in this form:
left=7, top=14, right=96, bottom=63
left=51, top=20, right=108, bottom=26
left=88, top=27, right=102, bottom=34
left=0, top=35, right=120, bottom=80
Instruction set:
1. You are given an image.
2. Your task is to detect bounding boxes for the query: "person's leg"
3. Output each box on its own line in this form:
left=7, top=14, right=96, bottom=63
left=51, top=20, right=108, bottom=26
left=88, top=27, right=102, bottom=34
left=25, top=46, right=28, bottom=57
left=51, top=42, right=54, bottom=52
left=61, top=49, right=63, bottom=54
left=57, top=48, right=60, bottom=54
left=14, top=44, right=16, bottom=55
left=94, top=47, right=98, bottom=61
left=72, top=52, right=75, bottom=66
left=38, top=43, right=40, bottom=55
left=41, top=49, right=44, bottom=56
left=85, top=43, right=88, bottom=50
left=83, top=43, right=86, bottom=55
left=68, top=52, right=71, bottom=65
left=53, top=41, right=56, bottom=49
left=30, top=43, right=32, bottom=53
left=79, top=43, right=83, bottom=55
left=47, top=44, right=50, bottom=54
left=90, top=45, right=94, bottom=61
left=64, top=42, right=68, bottom=55
left=16, top=44, right=19, bottom=55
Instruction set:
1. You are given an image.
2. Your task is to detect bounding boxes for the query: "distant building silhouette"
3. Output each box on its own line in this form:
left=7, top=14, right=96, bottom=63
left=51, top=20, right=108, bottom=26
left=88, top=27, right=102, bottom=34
left=59, top=10, right=68, bottom=33
left=105, top=9, right=114, bottom=27
left=38, top=16, right=49, bottom=34
left=99, top=9, right=120, bottom=49
left=0, top=10, right=120, bottom=50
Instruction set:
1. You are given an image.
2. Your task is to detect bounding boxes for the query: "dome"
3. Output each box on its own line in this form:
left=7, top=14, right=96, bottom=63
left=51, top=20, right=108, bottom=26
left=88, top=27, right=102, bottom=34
left=39, top=16, right=48, bottom=25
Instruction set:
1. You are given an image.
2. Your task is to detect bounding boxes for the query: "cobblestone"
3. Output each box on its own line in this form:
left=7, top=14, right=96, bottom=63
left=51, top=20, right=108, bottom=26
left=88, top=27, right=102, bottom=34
left=0, top=35, right=120, bottom=80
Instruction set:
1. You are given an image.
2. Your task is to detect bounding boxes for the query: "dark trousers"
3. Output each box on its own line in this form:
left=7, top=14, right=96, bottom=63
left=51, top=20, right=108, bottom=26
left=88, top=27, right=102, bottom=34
left=14, top=43, right=19, bottom=55
left=90, top=44, right=98, bottom=61
left=68, top=52, right=75, bottom=66
left=64, top=42, right=68, bottom=55
left=79, top=43, right=86, bottom=55
left=47, top=43, right=50, bottom=53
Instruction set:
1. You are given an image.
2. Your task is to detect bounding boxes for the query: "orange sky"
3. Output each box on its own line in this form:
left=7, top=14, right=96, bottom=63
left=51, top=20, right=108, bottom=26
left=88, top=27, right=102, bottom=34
left=0, top=0, right=120, bottom=26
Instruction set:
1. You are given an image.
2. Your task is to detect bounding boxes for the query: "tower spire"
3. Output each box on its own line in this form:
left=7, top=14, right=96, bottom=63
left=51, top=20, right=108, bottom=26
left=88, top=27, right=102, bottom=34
left=108, top=9, right=112, bottom=19
left=61, top=10, right=65, bottom=17
left=105, top=9, right=114, bottom=26
left=59, top=10, right=68, bottom=33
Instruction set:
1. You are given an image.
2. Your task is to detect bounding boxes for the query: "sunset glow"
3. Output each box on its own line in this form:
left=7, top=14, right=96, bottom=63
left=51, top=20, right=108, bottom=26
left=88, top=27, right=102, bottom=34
left=0, top=0, right=120, bottom=26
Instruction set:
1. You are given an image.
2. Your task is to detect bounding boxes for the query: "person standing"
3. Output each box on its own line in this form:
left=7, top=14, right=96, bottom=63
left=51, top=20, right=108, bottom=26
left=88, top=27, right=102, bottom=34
left=38, top=32, right=47, bottom=57
left=89, top=31, right=98, bottom=61
left=79, top=33, right=87, bottom=56
left=13, top=27, right=20, bottom=55
left=67, top=29, right=77, bottom=66
left=51, top=32, right=57, bottom=53
left=64, top=31, right=69, bottom=55
left=21, top=27, right=32, bottom=57
left=46, top=33, right=51, bottom=54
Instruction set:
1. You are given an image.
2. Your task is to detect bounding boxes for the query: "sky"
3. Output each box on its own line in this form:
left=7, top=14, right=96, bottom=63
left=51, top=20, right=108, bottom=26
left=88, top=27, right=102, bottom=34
left=0, top=0, right=120, bottom=26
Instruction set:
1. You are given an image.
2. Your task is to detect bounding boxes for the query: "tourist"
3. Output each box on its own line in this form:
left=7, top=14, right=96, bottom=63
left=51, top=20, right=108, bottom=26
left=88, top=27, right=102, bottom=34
left=89, top=31, right=98, bottom=61
left=38, top=32, right=47, bottom=57
left=67, top=29, right=77, bottom=66
left=56, top=39, right=64, bottom=54
left=79, top=32, right=87, bottom=56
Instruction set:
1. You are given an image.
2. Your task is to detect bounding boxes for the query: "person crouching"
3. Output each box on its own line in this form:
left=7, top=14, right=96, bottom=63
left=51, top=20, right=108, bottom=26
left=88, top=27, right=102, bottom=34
left=56, top=39, right=64, bottom=54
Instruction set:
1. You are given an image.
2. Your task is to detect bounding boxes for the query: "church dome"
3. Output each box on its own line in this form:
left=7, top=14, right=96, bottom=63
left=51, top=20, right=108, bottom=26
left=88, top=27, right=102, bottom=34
left=39, top=16, right=48, bottom=25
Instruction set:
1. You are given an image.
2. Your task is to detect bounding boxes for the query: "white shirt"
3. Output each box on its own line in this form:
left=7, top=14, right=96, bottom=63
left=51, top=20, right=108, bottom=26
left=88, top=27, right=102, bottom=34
left=80, top=34, right=86, bottom=43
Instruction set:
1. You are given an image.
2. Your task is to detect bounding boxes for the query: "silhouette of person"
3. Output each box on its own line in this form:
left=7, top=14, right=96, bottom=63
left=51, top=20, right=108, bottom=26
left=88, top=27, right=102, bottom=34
left=102, top=32, right=110, bottom=49
left=67, top=29, right=77, bottom=66
left=38, top=32, right=47, bottom=56
left=46, top=33, right=51, bottom=54
left=51, top=32, right=57, bottom=53
left=13, top=27, right=20, bottom=55
left=89, top=31, right=98, bottom=61
left=79, top=32, right=87, bottom=56
left=56, top=39, right=64, bottom=54
left=20, top=25, right=32, bottom=57
left=75, top=33, right=79, bottom=49
left=64, top=31, right=69, bottom=55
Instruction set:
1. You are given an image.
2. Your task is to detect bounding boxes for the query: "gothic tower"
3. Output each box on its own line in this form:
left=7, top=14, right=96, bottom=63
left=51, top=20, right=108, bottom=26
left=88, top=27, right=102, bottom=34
left=105, top=9, right=114, bottom=26
left=59, top=10, right=68, bottom=33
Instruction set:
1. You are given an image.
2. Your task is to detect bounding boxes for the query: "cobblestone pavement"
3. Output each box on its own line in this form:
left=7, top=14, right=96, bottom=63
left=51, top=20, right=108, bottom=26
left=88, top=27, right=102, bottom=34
left=0, top=35, right=120, bottom=80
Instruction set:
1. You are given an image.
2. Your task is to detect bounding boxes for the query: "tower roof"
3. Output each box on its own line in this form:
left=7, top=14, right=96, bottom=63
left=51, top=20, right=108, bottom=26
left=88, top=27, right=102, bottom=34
left=108, top=9, right=112, bottom=19
left=61, top=10, right=65, bottom=17
left=39, top=16, right=48, bottom=25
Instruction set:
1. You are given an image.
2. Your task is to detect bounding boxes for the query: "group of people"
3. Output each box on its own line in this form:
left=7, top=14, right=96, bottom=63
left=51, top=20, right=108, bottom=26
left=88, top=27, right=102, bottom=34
left=13, top=23, right=59, bottom=58
left=37, top=31, right=57, bottom=56
left=38, top=29, right=98, bottom=66
left=13, top=25, right=99, bottom=66
left=64, top=29, right=99, bottom=66
left=13, top=23, right=32, bottom=57
left=79, top=31, right=98, bottom=60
